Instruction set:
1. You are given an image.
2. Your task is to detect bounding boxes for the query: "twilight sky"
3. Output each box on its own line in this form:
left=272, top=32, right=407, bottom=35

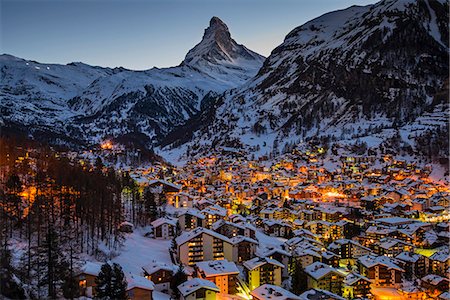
left=1, top=0, right=377, bottom=70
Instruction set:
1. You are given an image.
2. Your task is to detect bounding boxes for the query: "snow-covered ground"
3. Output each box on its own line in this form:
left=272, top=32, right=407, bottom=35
left=110, top=227, right=172, bottom=276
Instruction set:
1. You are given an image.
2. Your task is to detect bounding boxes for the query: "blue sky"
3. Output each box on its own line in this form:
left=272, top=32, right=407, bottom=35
left=1, top=0, right=377, bottom=70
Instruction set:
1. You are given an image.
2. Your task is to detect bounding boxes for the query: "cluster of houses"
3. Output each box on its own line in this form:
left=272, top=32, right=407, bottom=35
left=77, top=151, right=449, bottom=299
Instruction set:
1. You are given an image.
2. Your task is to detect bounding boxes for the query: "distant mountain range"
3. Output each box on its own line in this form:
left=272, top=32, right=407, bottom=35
left=0, top=16, right=264, bottom=147
left=1, top=0, right=449, bottom=162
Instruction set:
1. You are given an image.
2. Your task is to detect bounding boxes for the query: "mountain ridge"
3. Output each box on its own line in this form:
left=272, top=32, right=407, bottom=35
left=161, top=0, right=449, bottom=163
left=0, top=17, right=265, bottom=147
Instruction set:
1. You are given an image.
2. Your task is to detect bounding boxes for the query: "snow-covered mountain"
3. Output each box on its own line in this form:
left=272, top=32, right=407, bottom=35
left=0, top=17, right=264, bottom=146
left=166, top=0, right=449, bottom=160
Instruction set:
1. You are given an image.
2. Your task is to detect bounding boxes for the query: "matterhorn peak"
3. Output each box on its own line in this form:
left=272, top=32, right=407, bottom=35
left=182, top=17, right=264, bottom=68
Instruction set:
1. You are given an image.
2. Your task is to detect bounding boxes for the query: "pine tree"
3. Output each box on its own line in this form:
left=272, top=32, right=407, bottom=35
left=95, top=263, right=113, bottom=299
left=62, top=275, right=79, bottom=299
left=0, top=246, right=26, bottom=299
left=290, top=260, right=308, bottom=295
left=170, top=236, right=178, bottom=254
left=95, top=263, right=127, bottom=299
left=143, top=188, right=158, bottom=222
left=170, top=264, right=187, bottom=298
left=110, top=263, right=127, bottom=300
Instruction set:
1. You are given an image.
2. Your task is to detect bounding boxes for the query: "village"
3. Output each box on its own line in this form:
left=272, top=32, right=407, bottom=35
left=69, top=144, right=450, bottom=300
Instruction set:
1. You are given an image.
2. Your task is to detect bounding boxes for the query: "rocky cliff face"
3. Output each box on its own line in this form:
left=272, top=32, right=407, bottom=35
left=170, top=0, right=448, bottom=160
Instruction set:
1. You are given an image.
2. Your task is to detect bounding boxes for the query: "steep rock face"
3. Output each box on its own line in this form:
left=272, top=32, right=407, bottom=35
left=0, top=17, right=264, bottom=146
left=174, top=0, right=449, bottom=159
left=182, top=16, right=265, bottom=77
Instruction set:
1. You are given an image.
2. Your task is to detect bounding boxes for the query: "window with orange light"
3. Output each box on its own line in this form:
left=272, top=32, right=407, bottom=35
left=79, top=279, right=87, bottom=288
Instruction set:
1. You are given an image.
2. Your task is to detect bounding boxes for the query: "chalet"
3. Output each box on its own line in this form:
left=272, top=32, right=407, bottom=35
left=357, top=254, right=404, bottom=287
left=126, top=274, right=155, bottom=300
left=229, top=235, right=258, bottom=263
left=374, top=238, right=413, bottom=257
left=299, top=288, right=345, bottom=300
left=201, top=206, right=227, bottom=228
left=176, top=227, right=233, bottom=266
left=429, top=249, right=450, bottom=277
left=142, top=262, right=175, bottom=292
left=251, top=284, right=301, bottom=300
left=421, top=274, right=450, bottom=294
left=342, top=272, right=371, bottom=300
left=263, top=219, right=292, bottom=237
left=328, top=239, right=371, bottom=262
left=119, top=221, right=134, bottom=233
left=258, top=246, right=291, bottom=278
left=195, top=259, right=239, bottom=295
left=173, top=192, right=195, bottom=208
left=178, top=209, right=205, bottom=231
left=151, top=217, right=177, bottom=239
left=77, top=262, right=102, bottom=298
left=211, top=219, right=256, bottom=239
left=177, top=278, right=220, bottom=300
left=395, top=252, right=429, bottom=280
left=304, top=262, right=345, bottom=296
left=243, top=257, right=284, bottom=291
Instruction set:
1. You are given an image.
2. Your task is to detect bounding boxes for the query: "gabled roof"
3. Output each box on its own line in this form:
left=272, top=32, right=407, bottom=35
left=147, top=179, right=182, bottom=191
left=79, top=261, right=102, bottom=276
left=243, top=257, right=284, bottom=270
left=126, top=273, right=155, bottom=291
left=175, top=227, right=231, bottom=246
left=177, top=278, right=220, bottom=297
left=304, top=262, right=343, bottom=281
left=251, top=284, right=301, bottom=300
left=195, top=259, right=239, bottom=277
left=395, top=252, right=421, bottom=263
left=142, top=261, right=175, bottom=275
left=151, top=217, right=177, bottom=228
left=229, top=235, right=258, bottom=245
left=299, top=288, right=346, bottom=300
left=358, top=254, right=404, bottom=272
left=178, top=208, right=205, bottom=219
left=421, top=274, right=449, bottom=286
left=344, top=272, right=371, bottom=286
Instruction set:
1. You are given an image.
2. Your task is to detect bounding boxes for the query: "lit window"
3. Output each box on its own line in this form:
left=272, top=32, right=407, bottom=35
left=79, top=280, right=87, bottom=288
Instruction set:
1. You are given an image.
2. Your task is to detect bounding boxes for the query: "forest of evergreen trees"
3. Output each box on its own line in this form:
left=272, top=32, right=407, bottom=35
left=0, top=136, right=160, bottom=298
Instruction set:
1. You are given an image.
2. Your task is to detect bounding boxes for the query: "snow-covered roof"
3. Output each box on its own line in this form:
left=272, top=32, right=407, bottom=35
left=177, top=278, right=220, bottom=296
left=344, top=272, right=371, bottom=286
left=299, top=288, right=346, bottom=300
left=304, top=262, right=342, bottom=280
left=126, top=273, right=155, bottom=291
left=243, top=257, right=284, bottom=270
left=358, top=254, right=404, bottom=271
left=178, top=208, right=205, bottom=219
left=395, top=251, right=420, bottom=263
left=375, top=217, right=416, bottom=226
left=421, top=274, right=449, bottom=286
left=142, top=261, right=175, bottom=275
left=175, top=227, right=231, bottom=246
left=251, top=284, right=301, bottom=300
left=195, top=259, right=239, bottom=277
left=430, top=248, right=450, bottom=262
left=439, top=291, right=450, bottom=300
left=151, top=217, right=177, bottom=228
left=147, top=179, right=182, bottom=190
left=79, top=261, right=103, bottom=276
left=229, top=235, right=258, bottom=245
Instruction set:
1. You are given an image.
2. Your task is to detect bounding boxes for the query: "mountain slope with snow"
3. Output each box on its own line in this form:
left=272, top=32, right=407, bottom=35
left=0, top=17, right=264, bottom=146
left=167, top=0, right=449, bottom=161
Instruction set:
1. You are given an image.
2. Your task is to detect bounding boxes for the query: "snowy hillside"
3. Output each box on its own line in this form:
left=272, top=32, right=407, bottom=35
left=0, top=17, right=264, bottom=146
left=164, top=0, right=449, bottom=161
